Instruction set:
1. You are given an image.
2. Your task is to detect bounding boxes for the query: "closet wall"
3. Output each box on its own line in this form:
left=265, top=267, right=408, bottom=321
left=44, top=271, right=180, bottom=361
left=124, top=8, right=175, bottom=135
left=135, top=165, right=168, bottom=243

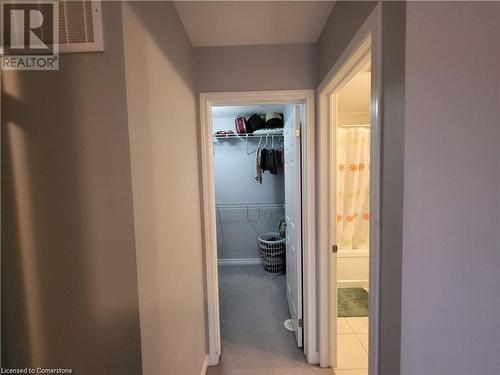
left=213, top=111, right=286, bottom=261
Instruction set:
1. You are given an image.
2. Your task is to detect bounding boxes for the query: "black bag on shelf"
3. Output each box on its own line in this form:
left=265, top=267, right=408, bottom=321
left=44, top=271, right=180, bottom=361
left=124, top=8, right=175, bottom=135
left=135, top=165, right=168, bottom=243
left=246, top=114, right=265, bottom=133
left=265, top=112, right=284, bottom=129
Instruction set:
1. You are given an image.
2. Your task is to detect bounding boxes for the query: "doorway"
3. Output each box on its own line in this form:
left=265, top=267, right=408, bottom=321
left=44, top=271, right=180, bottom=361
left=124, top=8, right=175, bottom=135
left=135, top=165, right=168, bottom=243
left=317, top=4, right=381, bottom=374
left=199, top=91, right=317, bottom=368
left=332, top=60, right=372, bottom=372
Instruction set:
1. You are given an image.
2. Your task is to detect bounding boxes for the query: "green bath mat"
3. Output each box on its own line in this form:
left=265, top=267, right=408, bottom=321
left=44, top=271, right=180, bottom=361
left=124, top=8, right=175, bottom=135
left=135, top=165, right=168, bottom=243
left=338, top=288, right=369, bottom=317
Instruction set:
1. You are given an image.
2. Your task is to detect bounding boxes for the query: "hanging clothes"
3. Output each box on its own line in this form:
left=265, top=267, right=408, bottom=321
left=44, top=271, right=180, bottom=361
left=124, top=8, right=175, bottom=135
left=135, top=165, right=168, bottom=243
left=255, top=147, right=263, bottom=184
left=280, top=146, right=285, bottom=173
left=254, top=136, right=284, bottom=184
left=271, top=149, right=281, bottom=175
left=265, top=148, right=275, bottom=174
left=260, top=148, right=283, bottom=175
left=260, top=148, right=267, bottom=171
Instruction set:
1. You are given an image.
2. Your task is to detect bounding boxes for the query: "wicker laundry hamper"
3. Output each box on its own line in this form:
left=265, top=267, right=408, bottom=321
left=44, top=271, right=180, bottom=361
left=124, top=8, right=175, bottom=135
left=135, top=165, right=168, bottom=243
left=258, top=232, right=285, bottom=274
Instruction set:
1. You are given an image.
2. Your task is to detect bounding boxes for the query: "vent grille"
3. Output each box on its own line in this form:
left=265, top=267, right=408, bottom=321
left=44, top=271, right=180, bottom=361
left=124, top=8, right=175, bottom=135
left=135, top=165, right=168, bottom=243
left=59, top=1, right=95, bottom=45
left=0, top=1, right=103, bottom=54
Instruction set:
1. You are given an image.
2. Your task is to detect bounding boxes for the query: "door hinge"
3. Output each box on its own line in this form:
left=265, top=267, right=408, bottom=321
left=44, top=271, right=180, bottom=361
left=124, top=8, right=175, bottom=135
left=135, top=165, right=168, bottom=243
left=298, top=318, right=303, bottom=328
left=295, top=128, right=301, bottom=137
left=332, top=244, right=338, bottom=253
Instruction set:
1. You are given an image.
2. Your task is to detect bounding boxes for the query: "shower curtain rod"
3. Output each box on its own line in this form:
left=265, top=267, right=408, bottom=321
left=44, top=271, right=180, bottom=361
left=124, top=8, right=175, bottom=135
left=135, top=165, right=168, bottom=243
left=338, top=124, right=370, bottom=128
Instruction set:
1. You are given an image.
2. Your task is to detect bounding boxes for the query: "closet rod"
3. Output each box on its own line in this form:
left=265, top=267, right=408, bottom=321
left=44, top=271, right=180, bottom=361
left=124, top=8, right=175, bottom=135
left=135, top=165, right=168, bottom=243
left=213, top=133, right=283, bottom=139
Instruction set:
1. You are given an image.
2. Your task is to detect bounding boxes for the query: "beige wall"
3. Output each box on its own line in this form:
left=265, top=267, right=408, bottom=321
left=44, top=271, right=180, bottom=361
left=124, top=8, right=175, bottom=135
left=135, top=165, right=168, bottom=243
left=317, top=2, right=406, bottom=374
left=195, top=43, right=318, bottom=92
left=121, top=2, right=207, bottom=374
left=337, top=69, right=371, bottom=125
left=1, top=3, right=142, bottom=374
left=402, top=2, right=500, bottom=374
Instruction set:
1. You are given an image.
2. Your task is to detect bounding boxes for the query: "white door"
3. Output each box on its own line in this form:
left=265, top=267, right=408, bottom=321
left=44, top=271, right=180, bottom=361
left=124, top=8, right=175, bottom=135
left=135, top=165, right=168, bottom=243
left=284, top=105, right=303, bottom=347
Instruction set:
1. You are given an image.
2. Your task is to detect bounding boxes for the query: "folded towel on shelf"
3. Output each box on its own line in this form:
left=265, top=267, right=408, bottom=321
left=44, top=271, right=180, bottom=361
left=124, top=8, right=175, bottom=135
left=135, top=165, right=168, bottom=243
left=214, top=130, right=235, bottom=137
left=253, top=128, right=283, bottom=135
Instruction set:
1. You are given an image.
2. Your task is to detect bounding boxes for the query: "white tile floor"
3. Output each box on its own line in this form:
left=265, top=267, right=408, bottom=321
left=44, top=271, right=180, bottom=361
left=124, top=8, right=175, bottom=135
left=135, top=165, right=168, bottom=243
left=336, top=317, right=369, bottom=373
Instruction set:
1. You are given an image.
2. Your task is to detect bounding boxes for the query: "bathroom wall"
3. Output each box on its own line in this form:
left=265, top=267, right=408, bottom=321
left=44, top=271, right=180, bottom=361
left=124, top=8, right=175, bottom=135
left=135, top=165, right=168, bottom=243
left=337, top=68, right=371, bottom=125
left=213, top=116, right=285, bottom=260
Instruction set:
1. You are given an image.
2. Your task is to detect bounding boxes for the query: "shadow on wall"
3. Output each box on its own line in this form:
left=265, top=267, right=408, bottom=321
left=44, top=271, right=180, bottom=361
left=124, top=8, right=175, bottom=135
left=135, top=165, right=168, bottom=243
left=1, top=3, right=142, bottom=374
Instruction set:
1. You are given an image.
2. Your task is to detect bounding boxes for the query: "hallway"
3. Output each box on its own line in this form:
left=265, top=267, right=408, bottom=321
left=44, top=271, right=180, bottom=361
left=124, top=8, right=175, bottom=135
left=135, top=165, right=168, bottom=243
left=2, top=2, right=499, bottom=375
left=207, top=265, right=329, bottom=375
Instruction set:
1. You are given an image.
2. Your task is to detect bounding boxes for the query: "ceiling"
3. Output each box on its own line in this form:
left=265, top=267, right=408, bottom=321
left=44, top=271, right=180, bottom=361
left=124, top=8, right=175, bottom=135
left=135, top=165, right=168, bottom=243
left=174, top=1, right=336, bottom=47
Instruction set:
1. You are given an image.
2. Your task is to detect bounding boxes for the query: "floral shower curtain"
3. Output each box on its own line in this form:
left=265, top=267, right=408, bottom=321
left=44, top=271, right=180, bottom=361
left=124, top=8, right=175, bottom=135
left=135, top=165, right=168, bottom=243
left=336, top=128, right=370, bottom=250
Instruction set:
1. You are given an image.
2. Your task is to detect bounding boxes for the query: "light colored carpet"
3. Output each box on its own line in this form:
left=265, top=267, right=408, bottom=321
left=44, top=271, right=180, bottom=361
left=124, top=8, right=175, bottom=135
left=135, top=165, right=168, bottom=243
left=207, top=265, right=330, bottom=375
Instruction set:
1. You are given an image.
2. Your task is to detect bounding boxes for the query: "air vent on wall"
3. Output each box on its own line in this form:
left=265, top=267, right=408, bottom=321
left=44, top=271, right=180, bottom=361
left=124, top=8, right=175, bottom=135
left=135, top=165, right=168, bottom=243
left=58, top=1, right=104, bottom=53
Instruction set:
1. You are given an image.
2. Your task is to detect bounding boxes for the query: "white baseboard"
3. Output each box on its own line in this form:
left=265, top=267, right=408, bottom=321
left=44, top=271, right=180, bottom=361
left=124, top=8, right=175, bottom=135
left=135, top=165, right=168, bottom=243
left=218, top=257, right=261, bottom=266
left=337, top=280, right=369, bottom=289
left=200, top=354, right=208, bottom=375
left=208, top=350, right=220, bottom=366
left=307, top=351, right=320, bottom=365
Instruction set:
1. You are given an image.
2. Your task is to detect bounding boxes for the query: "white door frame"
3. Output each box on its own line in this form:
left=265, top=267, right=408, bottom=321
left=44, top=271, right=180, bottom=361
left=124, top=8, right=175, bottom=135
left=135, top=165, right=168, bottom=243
left=199, top=90, right=317, bottom=366
left=317, top=4, right=382, bottom=373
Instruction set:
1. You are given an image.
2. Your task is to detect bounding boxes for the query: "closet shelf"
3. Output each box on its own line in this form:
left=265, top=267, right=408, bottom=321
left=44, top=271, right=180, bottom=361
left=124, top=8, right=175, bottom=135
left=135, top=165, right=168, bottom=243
left=213, top=131, right=283, bottom=140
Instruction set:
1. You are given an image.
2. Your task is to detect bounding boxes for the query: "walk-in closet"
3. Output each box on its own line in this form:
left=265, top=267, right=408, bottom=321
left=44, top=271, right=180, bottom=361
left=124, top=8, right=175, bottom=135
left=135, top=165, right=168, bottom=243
left=209, top=103, right=310, bottom=372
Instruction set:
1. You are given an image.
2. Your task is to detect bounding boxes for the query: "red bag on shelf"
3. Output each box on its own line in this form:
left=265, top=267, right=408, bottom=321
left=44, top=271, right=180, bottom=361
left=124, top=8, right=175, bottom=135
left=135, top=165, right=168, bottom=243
left=234, top=115, right=247, bottom=134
